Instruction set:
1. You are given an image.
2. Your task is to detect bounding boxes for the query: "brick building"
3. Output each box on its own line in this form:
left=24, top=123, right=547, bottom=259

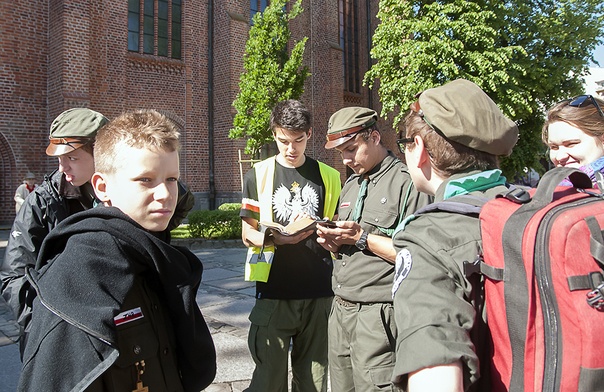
left=0, top=0, right=391, bottom=223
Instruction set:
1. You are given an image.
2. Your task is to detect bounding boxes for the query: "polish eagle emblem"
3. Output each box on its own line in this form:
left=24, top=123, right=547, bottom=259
left=272, top=181, right=319, bottom=223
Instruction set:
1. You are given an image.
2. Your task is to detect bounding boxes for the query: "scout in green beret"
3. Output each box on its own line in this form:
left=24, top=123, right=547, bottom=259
left=317, top=106, right=431, bottom=391
left=391, top=79, right=518, bottom=391
left=2, top=107, right=109, bottom=353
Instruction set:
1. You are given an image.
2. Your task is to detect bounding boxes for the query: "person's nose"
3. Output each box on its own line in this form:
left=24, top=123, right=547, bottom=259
left=58, top=157, right=69, bottom=173
left=552, top=148, right=569, bottom=166
left=287, top=143, right=297, bottom=154
left=341, top=152, right=352, bottom=166
left=154, top=182, right=172, bottom=201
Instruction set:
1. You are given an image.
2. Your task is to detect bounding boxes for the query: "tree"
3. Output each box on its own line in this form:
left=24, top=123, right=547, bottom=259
left=229, top=0, right=310, bottom=155
left=364, top=0, right=604, bottom=178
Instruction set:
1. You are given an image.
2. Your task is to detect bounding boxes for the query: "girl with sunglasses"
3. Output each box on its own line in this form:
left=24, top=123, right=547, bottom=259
left=542, top=94, right=604, bottom=186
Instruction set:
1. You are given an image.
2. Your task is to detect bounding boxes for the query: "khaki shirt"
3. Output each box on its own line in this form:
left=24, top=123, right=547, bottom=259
left=333, top=153, right=431, bottom=303
left=391, top=171, right=509, bottom=391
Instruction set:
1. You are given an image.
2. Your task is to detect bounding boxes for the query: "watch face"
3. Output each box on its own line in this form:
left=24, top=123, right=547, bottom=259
left=356, top=231, right=368, bottom=250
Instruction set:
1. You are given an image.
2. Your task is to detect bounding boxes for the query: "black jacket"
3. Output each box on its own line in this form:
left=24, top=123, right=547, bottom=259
left=18, top=207, right=216, bottom=391
left=1, top=170, right=93, bottom=329
left=1, top=170, right=195, bottom=338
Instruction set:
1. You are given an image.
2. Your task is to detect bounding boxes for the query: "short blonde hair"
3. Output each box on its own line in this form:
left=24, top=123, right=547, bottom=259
left=94, top=109, right=180, bottom=173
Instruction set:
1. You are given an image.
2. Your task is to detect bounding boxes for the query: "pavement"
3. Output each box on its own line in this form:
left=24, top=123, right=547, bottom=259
left=0, top=228, right=261, bottom=392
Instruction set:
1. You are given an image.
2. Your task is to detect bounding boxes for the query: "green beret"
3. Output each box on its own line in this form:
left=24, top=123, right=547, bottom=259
left=46, top=108, right=108, bottom=156
left=418, top=79, right=518, bottom=156
left=325, top=107, right=377, bottom=149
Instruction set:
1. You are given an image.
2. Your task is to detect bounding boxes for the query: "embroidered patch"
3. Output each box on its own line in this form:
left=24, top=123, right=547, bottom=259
left=392, top=249, right=413, bottom=298
left=339, top=201, right=351, bottom=208
left=114, top=307, right=144, bottom=326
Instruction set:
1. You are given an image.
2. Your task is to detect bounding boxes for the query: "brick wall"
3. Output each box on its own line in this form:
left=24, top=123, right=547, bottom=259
left=0, top=0, right=380, bottom=223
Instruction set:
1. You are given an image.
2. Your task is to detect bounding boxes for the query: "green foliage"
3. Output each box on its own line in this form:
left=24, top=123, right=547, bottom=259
left=218, top=202, right=242, bottom=212
left=170, top=225, right=189, bottom=239
left=365, top=0, right=604, bottom=178
left=229, top=0, right=310, bottom=155
left=187, top=206, right=242, bottom=239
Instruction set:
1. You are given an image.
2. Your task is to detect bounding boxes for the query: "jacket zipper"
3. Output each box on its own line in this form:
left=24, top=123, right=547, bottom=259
left=535, top=196, right=599, bottom=391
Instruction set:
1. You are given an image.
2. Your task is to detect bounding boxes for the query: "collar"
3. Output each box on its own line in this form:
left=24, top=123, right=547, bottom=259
left=363, top=151, right=399, bottom=184
left=437, top=169, right=507, bottom=200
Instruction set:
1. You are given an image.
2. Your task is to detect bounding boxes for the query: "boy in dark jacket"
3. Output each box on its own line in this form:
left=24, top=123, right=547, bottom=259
left=1, top=108, right=108, bottom=336
left=18, top=109, right=216, bottom=391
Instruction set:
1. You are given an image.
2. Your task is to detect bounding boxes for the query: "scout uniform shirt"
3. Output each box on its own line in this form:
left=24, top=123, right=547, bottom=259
left=391, top=169, right=509, bottom=391
left=334, top=153, right=430, bottom=303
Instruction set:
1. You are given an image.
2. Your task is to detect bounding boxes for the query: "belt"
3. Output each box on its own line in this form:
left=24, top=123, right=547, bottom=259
left=334, top=295, right=357, bottom=308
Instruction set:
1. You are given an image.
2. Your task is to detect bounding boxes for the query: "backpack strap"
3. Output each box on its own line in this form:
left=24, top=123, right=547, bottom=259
left=413, top=195, right=506, bottom=281
left=567, top=215, right=604, bottom=311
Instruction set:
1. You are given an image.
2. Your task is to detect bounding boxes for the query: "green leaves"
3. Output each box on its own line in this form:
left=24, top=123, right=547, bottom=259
left=229, top=0, right=310, bottom=155
left=365, top=0, right=604, bottom=178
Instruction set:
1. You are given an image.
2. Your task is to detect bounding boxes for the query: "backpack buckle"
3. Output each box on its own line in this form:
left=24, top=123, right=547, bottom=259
left=501, top=187, right=531, bottom=204
left=586, top=272, right=604, bottom=311
left=463, top=256, right=482, bottom=278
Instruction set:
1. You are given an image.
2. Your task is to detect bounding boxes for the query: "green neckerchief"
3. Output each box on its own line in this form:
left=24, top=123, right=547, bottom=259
left=443, top=169, right=506, bottom=200
left=393, top=169, right=506, bottom=237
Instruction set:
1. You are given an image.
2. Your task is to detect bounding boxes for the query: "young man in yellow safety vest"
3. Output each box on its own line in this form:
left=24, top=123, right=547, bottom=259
left=240, top=99, right=341, bottom=392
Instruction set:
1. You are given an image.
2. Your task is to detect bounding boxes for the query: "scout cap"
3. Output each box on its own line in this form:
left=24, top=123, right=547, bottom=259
left=46, top=108, right=108, bottom=156
left=325, top=107, right=377, bottom=149
left=418, top=79, right=518, bottom=156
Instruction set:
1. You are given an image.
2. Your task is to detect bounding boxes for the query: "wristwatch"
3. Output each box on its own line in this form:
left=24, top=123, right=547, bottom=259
left=355, top=230, right=368, bottom=251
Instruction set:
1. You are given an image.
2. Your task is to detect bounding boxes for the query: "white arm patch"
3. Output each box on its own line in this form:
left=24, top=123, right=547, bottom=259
left=392, top=248, right=413, bottom=299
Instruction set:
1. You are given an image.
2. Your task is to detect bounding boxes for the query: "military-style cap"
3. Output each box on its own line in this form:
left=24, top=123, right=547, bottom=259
left=24, top=172, right=35, bottom=180
left=325, top=107, right=377, bottom=149
left=417, top=79, right=518, bottom=156
left=46, top=108, right=108, bottom=156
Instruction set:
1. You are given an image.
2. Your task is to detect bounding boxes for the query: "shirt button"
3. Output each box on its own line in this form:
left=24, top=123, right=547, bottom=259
left=337, top=284, right=341, bottom=289
left=133, top=345, right=142, bottom=355
left=374, top=218, right=379, bottom=222
left=163, top=348, right=169, bottom=355
left=342, top=261, right=346, bottom=266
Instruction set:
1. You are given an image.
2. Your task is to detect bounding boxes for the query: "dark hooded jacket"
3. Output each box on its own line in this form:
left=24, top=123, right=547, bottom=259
left=18, top=206, right=216, bottom=392
left=1, top=170, right=195, bottom=349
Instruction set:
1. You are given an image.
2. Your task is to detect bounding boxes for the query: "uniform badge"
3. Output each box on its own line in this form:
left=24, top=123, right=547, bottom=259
left=392, top=249, right=413, bottom=298
left=339, top=201, right=351, bottom=208
left=114, top=307, right=144, bottom=326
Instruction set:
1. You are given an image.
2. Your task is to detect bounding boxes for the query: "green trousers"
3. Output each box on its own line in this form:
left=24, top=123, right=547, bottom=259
left=247, top=297, right=332, bottom=392
left=328, top=299, right=401, bottom=391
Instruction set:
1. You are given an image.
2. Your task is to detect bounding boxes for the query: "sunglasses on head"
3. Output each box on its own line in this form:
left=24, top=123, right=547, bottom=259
left=568, top=95, right=604, bottom=117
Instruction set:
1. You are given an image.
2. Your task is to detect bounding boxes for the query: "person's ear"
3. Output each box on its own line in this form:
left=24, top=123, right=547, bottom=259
left=371, top=129, right=380, bottom=145
left=307, top=127, right=312, bottom=139
left=413, top=135, right=430, bottom=167
left=91, top=172, right=111, bottom=206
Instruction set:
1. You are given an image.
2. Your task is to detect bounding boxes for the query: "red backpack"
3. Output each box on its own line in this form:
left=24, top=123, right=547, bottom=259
left=417, top=167, right=604, bottom=391
left=476, top=167, right=604, bottom=391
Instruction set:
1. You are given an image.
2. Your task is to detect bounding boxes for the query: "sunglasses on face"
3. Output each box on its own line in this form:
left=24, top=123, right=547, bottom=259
left=568, top=95, right=604, bottom=117
left=397, top=137, right=414, bottom=154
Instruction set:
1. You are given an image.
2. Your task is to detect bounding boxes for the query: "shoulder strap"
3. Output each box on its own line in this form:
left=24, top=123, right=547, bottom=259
left=413, top=194, right=505, bottom=281
left=318, top=161, right=341, bottom=219
left=254, top=157, right=276, bottom=223
left=414, top=194, right=488, bottom=217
